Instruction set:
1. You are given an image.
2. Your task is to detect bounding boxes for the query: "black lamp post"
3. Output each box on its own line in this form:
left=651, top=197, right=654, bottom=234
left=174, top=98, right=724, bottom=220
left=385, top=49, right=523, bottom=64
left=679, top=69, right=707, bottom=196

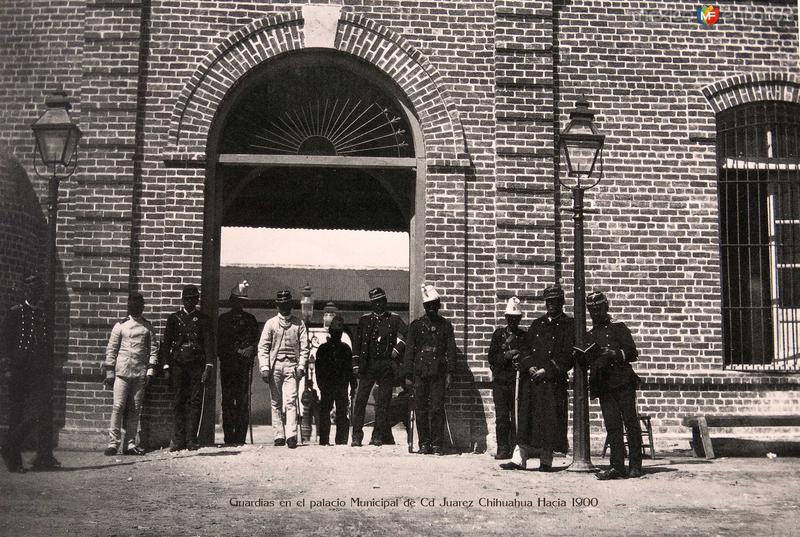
left=31, top=85, right=81, bottom=454
left=558, top=96, right=604, bottom=472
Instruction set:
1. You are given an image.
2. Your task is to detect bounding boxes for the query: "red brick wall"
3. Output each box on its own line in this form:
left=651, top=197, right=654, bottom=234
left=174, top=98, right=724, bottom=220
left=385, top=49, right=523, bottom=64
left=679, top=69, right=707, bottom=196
left=1, top=0, right=798, bottom=452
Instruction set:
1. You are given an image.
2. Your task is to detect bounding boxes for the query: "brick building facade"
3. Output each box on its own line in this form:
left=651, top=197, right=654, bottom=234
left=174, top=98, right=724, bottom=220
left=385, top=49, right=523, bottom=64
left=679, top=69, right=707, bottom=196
left=1, top=1, right=798, bottom=451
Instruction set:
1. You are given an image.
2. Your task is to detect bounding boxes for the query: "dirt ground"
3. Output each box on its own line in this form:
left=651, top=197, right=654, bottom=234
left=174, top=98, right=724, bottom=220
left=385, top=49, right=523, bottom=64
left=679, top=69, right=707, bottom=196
left=2, top=426, right=800, bottom=537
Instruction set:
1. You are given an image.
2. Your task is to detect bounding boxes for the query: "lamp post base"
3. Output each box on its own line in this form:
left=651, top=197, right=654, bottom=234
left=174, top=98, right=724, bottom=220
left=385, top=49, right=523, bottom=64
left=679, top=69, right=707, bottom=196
left=566, top=459, right=596, bottom=472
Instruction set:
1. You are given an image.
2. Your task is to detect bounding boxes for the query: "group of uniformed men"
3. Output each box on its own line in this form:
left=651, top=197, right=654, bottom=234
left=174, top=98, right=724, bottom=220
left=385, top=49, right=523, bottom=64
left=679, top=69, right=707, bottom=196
left=2, top=274, right=641, bottom=480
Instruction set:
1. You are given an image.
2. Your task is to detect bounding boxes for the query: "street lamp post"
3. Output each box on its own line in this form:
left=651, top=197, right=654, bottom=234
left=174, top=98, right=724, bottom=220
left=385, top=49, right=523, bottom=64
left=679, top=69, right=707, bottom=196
left=558, top=96, right=604, bottom=472
left=31, top=84, right=82, bottom=454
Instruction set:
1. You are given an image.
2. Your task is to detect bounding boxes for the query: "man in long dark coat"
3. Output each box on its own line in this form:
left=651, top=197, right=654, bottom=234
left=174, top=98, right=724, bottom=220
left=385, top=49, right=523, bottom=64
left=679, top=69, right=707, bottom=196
left=315, top=315, right=356, bottom=445
left=502, top=285, right=574, bottom=471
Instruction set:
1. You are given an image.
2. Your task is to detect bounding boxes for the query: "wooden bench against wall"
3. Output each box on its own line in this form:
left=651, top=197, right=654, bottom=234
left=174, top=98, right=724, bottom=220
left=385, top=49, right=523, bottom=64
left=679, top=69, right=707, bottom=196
left=682, top=415, right=800, bottom=459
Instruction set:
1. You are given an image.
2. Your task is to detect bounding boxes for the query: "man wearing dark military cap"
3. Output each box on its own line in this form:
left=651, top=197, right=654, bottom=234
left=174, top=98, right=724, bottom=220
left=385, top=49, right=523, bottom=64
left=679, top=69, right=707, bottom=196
left=315, top=315, right=356, bottom=445
left=501, top=285, right=574, bottom=471
left=351, top=287, right=407, bottom=447
left=258, top=290, right=309, bottom=449
left=404, top=285, right=456, bottom=455
left=103, top=292, right=160, bottom=456
left=0, top=274, right=61, bottom=471
left=583, top=291, right=643, bottom=480
left=217, top=281, right=259, bottom=446
left=161, top=284, right=214, bottom=451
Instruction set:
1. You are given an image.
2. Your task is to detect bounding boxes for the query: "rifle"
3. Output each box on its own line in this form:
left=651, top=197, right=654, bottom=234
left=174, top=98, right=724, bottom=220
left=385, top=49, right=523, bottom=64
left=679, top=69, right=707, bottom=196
left=407, top=387, right=416, bottom=453
left=248, top=362, right=254, bottom=444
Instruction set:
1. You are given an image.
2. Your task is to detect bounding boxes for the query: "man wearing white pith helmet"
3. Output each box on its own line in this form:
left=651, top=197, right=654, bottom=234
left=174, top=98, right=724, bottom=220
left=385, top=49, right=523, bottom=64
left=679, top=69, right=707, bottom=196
left=486, top=297, right=526, bottom=460
left=404, top=284, right=456, bottom=455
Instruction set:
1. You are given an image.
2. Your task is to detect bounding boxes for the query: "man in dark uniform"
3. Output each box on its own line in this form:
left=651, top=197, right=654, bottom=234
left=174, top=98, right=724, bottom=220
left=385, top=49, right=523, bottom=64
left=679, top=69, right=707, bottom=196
left=315, top=315, right=357, bottom=445
left=584, top=291, right=643, bottom=480
left=161, top=284, right=214, bottom=451
left=502, top=285, right=574, bottom=471
left=404, top=284, right=456, bottom=455
left=217, top=281, right=259, bottom=446
left=486, top=297, right=525, bottom=460
left=0, top=274, right=60, bottom=472
left=351, top=287, right=407, bottom=447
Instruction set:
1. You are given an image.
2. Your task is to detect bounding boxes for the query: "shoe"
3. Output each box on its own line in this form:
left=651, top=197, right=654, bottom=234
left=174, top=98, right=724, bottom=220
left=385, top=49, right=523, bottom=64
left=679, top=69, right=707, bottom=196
left=432, top=446, right=444, bottom=456
left=494, top=450, right=512, bottom=460
left=319, top=440, right=330, bottom=446
left=169, top=443, right=185, bottom=452
left=124, top=447, right=146, bottom=456
left=538, top=464, right=553, bottom=472
left=419, top=444, right=432, bottom=455
left=103, top=447, right=118, bottom=456
left=351, top=440, right=362, bottom=447
left=286, top=436, right=297, bottom=449
left=596, top=468, right=627, bottom=480
left=274, top=438, right=286, bottom=447
left=186, top=442, right=200, bottom=451
left=628, top=467, right=643, bottom=478
left=368, top=439, right=383, bottom=447
left=30, top=454, right=61, bottom=470
left=500, top=462, right=524, bottom=471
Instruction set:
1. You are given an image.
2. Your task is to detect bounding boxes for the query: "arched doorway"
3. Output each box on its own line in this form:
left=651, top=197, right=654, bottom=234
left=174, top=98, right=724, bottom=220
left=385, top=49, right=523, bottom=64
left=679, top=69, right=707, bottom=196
left=199, top=50, right=426, bottom=442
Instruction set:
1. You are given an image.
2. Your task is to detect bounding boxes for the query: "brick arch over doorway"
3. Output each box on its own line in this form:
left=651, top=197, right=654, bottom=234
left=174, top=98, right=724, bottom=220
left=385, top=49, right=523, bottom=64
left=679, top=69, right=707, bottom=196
left=167, top=9, right=466, bottom=164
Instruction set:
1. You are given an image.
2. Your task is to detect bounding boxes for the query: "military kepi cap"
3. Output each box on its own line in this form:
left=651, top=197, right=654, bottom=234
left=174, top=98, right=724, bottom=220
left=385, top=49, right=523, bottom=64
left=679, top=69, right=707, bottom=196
left=368, top=287, right=386, bottom=301
left=182, top=285, right=200, bottom=299
left=542, top=285, right=564, bottom=300
left=276, top=289, right=292, bottom=304
left=586, top=291, right=608, bottom=307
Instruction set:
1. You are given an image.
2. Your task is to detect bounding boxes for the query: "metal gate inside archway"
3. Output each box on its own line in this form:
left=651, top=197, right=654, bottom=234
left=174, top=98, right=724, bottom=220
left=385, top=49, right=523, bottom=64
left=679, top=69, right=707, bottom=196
left=201, top=51, right=426, bottom=443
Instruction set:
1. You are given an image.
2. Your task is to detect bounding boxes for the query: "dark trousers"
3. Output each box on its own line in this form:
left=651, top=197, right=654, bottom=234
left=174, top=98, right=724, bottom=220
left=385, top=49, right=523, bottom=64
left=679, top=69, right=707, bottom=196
left=414, top=375, right=446, bottom=449
left=599, top=384, right=642, bottom=473
left=351, top=367, right=394, bottom=443
left=491, top=379, right=515, bottom=453
left=172, top=362, right=204, bottom=447
left=3, top=367, right=51, bottom=465
left=219, top=357, right=251, bottom=444
left=318, top=382, right=350, bottom=445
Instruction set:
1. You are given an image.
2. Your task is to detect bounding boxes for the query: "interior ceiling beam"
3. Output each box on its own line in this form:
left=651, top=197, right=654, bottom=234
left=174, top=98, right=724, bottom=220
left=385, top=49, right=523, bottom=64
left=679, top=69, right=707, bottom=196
left=218, top=153, right=418, bottom=169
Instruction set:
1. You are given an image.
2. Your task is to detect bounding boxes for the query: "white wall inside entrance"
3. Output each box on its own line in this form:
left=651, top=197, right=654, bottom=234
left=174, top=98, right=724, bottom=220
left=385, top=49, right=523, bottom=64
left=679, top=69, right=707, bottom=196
left=221, top=226, right=409, bottom=269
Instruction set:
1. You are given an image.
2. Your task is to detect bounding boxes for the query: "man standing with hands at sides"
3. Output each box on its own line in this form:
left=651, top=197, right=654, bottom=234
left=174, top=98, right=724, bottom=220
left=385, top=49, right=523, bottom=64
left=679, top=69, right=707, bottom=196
left=501, top=285, right=574, bottom=472
left=404, top=285, right=456, bottom=456
left=0, top=274, right=61, bottom=472
left=315, top=315, right=356, bottom=445
left=258, top=290, right=309, bottom=449
left=487, top=297, right=526, bottom=460
left=350, top=287, right=407, bottom=447
left=584, top=291, right=643, bottom=480
left=103, top=292, right=160, bottom=456
left=217, top=281, right=259, bottom=446
left=161, top=284, right=214, bottom=452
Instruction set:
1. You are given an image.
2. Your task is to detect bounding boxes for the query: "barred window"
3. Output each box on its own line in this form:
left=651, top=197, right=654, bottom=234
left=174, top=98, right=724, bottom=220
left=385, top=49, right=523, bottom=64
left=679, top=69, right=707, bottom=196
left=717, top=101, right=800, bottom=370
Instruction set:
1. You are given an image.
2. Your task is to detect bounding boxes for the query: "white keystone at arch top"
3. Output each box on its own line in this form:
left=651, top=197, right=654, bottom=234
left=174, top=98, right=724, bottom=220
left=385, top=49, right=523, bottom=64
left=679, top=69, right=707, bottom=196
left=302, top=5, right=341, bottom=49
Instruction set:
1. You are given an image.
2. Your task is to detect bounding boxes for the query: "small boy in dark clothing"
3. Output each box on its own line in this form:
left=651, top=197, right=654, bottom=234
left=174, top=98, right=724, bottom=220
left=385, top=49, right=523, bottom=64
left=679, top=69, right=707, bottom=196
left=314, top=316, right=356, bottom=445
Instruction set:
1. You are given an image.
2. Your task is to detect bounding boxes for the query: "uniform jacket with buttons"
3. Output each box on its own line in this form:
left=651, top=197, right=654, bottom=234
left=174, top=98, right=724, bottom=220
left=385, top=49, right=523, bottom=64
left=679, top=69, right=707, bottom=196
left=1, top=302, right=48, bottom=372
left=161, top=308, right=215, bottom=369
left=486, top=325, right=526, bottom=384
left=586, top=317, right=639, bottom=397
left=105, top=316, right=160, bottom=378
left=404, top=313, right=456, bottom=379
left=217, top=309, right=259, bottom=362
left=353, top=312, right=407, bottom=376
left=518, top=313, right=575, bottom=383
